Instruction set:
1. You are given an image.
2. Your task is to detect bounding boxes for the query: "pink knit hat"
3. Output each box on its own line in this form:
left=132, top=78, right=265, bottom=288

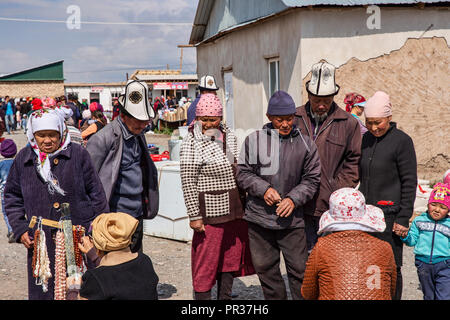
left=428, top=183, right=450, bottom=210
left=195, top=93, right=223, bottom=117
left=364, top=91, right=392, bottom=118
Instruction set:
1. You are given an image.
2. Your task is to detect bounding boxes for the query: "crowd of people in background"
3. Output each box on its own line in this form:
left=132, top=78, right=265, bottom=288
left=0, top=94, right=111, bottom=147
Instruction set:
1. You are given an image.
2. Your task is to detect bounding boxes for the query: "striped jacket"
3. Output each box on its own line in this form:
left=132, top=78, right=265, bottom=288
left=180, top=122, right=244, bottom=224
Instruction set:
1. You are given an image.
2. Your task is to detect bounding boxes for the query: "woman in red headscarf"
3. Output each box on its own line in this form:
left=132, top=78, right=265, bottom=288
left=344, top=92, right=367, bottom=135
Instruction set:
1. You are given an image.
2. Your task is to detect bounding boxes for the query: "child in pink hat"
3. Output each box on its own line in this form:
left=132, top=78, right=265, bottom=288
left=401, top=183, right=450, bottom=300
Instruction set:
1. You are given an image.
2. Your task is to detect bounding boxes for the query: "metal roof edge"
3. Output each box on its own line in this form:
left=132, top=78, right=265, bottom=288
left=190, top=0, right=449, bottom=45
left=189, top=0, right=215, bottom=45
left=194, top=8, right=296, bottom=46
left=193, top=1, right=449, bottom=46
left=281, top=0, right=448, bottom=6
left=0, top=60, right=64, bottom=80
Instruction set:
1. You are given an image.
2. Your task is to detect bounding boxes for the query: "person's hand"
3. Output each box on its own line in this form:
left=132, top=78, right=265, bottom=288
left=276, top=198, right=295, bottom=218
left=78, top=236, right=94, bottom=254
left=264, top=188, right=282, bottom=206
left=190, top=219, right=206, bottom=233
left=393, top=223, right=409, bottom=238
left=66, top=274, right=82, bottom=290
left=20, top=232, right=33, bottom=249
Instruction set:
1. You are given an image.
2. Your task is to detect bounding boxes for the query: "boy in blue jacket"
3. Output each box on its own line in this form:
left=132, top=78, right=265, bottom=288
left=400, top=183, right=450, bottom=300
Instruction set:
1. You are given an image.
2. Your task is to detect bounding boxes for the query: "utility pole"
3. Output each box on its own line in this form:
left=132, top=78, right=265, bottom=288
left=177, top=44, right=194, bottom=72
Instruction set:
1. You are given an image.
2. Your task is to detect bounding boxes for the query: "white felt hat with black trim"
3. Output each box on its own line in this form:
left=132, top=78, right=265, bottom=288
left=306, top=62, right=340, bottom=97
left=118, top=80, right=155, bottom=120
left=198, top=75, right=219, bottom=91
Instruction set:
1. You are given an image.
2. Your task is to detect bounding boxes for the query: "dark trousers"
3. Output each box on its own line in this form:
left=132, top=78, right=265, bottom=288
left=247, top=222, right=307, bottom=300
left=130, top=217, right=144, bottom=253
left=304, top=215, right=320, bottom=252
left=194, top=272, right=234, bottom=300
left=415, top=259, right=450, bottom=300
left=394, top=267, right=402, bottom=300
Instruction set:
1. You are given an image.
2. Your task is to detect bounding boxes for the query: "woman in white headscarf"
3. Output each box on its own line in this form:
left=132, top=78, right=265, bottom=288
left=4, top=108, right=109, bottom=300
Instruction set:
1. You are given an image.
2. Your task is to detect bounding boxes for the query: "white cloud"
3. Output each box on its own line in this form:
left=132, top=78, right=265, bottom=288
left=0, top=49, right=48, bottom=75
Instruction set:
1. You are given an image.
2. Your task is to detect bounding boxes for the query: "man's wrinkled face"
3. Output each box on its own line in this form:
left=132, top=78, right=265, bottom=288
left=268, top=114, right=294, bottom=136
left=121, top=113, right=150, bottom=135
left=308, top=93, right=334, bottom=116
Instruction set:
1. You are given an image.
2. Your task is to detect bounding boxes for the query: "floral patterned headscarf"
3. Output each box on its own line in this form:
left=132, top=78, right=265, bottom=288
left=344, top=92, right=366, bottom=113
left=26, top=108, right=71, bottom=195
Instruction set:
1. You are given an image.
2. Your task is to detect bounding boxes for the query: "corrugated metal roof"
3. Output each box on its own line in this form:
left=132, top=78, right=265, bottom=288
left=135, top=74, right=198, bottom=81
left=0, top=60, right=64, bottom=82
left=282, top=0, right=441, bottom=5
left=189, top=0, right=448, bottom=44
left=189, top=0, right=216, bottom=45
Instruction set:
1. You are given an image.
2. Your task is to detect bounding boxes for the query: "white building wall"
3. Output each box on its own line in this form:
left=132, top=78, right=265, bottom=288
left=196, top=6, right=450, bottom=134
left=64, top=85, right=125, bottom=112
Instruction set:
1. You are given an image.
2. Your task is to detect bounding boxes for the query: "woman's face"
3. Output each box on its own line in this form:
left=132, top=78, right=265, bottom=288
left=196, top=116, right=221, bottom=134
left=352, top=106, right=364, bottom=117
left=428, top=202, right=449, bottom=221
left=365, top=116, right=392, bottom=137
left=34, top=130, right=61, bottom=153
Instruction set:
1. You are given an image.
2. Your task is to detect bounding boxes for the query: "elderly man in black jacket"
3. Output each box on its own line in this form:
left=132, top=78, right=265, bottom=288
left=237, top=91, right=321, bottom=300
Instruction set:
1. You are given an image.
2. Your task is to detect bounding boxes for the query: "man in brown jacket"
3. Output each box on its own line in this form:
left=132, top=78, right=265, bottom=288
left=294, top=62, right=361, bottom=251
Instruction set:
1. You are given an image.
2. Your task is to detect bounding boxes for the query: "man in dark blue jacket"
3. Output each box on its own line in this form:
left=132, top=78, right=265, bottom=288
left=237, top=91, right=321, bottom=300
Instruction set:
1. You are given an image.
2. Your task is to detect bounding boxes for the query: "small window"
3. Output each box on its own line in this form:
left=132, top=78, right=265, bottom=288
left=269, top=59, right=280, bottom=97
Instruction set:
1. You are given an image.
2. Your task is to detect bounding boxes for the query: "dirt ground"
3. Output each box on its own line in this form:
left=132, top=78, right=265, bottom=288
left=0, top=131, right=423, bottom=300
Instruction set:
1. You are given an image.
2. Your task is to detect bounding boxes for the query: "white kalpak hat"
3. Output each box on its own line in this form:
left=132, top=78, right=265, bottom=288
left=306, top=62, right=340, bottom=97
left=119, top=80, right=155, bottom=121
left=198, top=75, right=219, bottom=91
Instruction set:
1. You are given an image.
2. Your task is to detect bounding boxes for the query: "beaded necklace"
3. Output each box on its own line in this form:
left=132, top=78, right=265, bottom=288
left=31, top=218, right=52, bottom=292
left=73, top=225, right=86, bottom=273
left=54, top=230, right=66, bottom=300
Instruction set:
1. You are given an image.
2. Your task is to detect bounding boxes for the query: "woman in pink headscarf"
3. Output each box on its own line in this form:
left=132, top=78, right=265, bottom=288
left=89, top=102, right=104, bottom=113
left=42, top=97, right=56, bottom=109
left=180, top=93, right=254, bottom=300
left=358, top=91, right=418, bottom=301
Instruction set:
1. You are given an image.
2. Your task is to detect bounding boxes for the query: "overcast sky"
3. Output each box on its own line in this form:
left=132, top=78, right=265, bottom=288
left=0, top=0, right=198, bottom=83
